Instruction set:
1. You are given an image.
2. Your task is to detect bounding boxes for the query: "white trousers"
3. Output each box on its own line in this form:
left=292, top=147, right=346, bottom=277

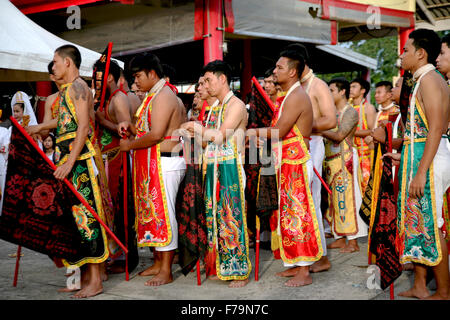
left=156, top=156, right=186, bottom=252
left=309, top=135, right=327, bottom=256
left=333, top=148, right=368, bottom=240
left=433, top=138, right=450, bottom=229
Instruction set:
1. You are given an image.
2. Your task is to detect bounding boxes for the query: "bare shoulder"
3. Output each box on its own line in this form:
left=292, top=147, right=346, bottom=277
left=228, top=95, right=246, bottom=111
left=153, top=86, right=178, bottom=108
left=311, top=77, right=330, bottom=93
left=343, top=106, right=359, bottom=123
left=70, top=78, right=90, bottom=101
left=366, top=102, right=376, bottom=112
left=290, top=86, right=312, bottom=109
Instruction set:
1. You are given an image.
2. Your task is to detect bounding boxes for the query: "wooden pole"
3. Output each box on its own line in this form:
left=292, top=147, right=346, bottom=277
left=123, top=149, right=129, bottom=281
left=255, top=215, right=260, bottom=281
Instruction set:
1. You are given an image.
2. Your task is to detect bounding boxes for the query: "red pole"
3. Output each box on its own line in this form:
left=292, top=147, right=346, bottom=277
left=10, top=116, right=128, bottom=255
left=398, top=27, right=414, bottom=76
left=386, top=122, right=394, bottom=300
left=255, top=216, right=260, bottom=281
left=196, top=260, right=201, bottom=285
left=313, top=167, right=332, bottom=195
left=35, top=81, right=52, bottom=123
left=123, top=149, right=129, bottom=281
left=203, top=0, right=223, bottom=64
left=12, top=246, right=22, bottom=287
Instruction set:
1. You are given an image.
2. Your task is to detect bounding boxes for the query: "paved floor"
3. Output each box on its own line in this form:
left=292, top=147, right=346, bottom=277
left=0, top=236, right=422, bottom=300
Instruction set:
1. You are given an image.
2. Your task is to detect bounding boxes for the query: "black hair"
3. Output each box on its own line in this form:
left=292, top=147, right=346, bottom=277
left=202, top=60, right=232, bottom=85
left=329, top=77, right=350, bottom=99
left=194, top=82, right=200, bottom=92
left=44, top=132, right=56, bottom=151
left=162, top=64, right=176, bottom=83
left=128, top=53, right=164, bottom=79
left=375, top=80, right=393, bottom=92
left=350, top=77, right=370, bottom=98
left=108, top=60, right=121, bottom=83
left=48, top=61, right=54, bottom=75
left=284, top=43, right=310, bottom=66
left=409, top=29, right=441, bottom=64
left=279, top=45, right=306, bottom=79
left=55, top=44, right=82, bottom=69
left=442, top=33, right=450, bottom=48
left=264, top=67, right=275, bottom=78
left=13, top=102, right=25, bottom=111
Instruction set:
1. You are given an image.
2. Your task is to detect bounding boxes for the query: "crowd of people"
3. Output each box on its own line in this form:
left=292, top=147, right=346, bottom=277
left=0, top=28, right=449, bottom=300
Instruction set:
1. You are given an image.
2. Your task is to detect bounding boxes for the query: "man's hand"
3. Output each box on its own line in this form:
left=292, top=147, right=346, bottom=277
left=371, top=127, right=386, bottom=144
left=32, top=133, right=43, bottom=143
left=26, top=124, right=41, bottom=136
left=96, top=109, right=106, bottom=124
left=382, top=152, right=401, bottom=167
left=408, top=172, right=426, bottom=199
left=120, top=138, right=132, bottom=152
left=54, top=161, right=74, bottom=180
left=118, top=121, right=131, bottom=138
left=364, top=135, right=374, bottom=145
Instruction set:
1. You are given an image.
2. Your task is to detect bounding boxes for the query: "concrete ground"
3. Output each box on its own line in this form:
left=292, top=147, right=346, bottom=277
left=0, top=235, right=423, bottom=301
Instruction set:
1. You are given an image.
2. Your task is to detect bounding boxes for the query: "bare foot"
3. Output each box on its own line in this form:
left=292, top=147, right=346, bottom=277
left=139, top=264, right=160, bottom=276
left=340, top=241, right=360, bottom=253
left=208, top=275, right=220, bottom=281
left=276, top=267, right=300, bottom=277
left=424, top=292, right=450, bottom=300
left=72, top=282, right=103, bottom=298
left=108, top=264, right=126, bottom=274
left=228, top=279, right=249, bottom=288
left=58, top=287, right=79, bottom=293
left=398, top=286, right=431, bottom=299
left=310, top=257, right=331, bottom=273
left=327, top=238, right=346, bottom=249
left=284, top=270, right=313, bottom=287
left=144, top=271, right=173, bottom=286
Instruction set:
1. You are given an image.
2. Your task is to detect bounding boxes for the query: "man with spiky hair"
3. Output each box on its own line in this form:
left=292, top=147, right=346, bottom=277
left=247, top=46, right=322, bottom=287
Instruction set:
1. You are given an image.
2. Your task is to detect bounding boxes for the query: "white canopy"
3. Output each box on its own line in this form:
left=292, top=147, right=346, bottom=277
left=0, top=0, right=124, bottom=82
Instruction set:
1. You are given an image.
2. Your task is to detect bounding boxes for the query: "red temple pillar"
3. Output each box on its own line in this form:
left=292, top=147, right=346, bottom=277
left=398, top=27, right=414, bottom=76
left=36, top=81, right=52, bottom=123
left=240, top=39, right=252, bottom=101
left=203, top=0, right=223, bottom=64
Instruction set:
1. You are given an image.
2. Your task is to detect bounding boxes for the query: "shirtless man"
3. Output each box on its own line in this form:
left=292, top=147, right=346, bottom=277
left=52, top=44, right=109, bottom=298
left=118, top=69, right=141, bottom=122
left=182, top=60, right=251, bottom=288
left=263, top=67, right=278, bottom=105
left=350, top=78, right=377, bottom=194
left=119, top=53, right=186, bottom=286
left=26, top=61, right=64, bottom=139
left=322, top=78, right=368, bottom=253
left=94, top=60, right=139, bottom=275
left=285, top=43, right=336, bottom=273
left=248, top=46, right=322, bottom=287
left=385, top=29, right=450, bottom=300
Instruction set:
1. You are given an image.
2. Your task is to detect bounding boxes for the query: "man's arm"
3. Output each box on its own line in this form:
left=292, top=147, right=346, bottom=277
left=322, top=108, right=358, bottom=143
left=54, top=80, right=91, bottom=180
left=121, top=88, right=175, bottom=151
left=97, top=94, right=131, bottom=133
left=26, top=94, right=58, bottom=136
left=202, top=98, right=246, bottom=145
left=311, top=81, right=337, bottom=132
left=409, top=75, right=446, bottom=198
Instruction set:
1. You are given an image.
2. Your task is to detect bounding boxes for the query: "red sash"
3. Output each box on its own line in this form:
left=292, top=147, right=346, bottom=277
left=133, top=90, right=172, bottom=247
